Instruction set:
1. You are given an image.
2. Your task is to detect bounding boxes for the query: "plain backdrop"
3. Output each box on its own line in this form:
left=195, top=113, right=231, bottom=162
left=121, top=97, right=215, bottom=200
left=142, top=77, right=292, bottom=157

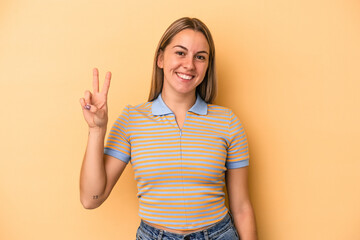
left=0, top=0, right=359, bottom=239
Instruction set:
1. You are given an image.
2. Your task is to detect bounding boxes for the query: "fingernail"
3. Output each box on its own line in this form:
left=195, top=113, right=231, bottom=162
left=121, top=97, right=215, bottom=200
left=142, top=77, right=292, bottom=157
left=84, top=105, right=91, bottom=110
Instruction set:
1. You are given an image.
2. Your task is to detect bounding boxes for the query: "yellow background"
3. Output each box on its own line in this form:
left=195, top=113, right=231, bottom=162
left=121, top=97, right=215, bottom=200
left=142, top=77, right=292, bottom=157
left=1, top=0, right=359, bottom=239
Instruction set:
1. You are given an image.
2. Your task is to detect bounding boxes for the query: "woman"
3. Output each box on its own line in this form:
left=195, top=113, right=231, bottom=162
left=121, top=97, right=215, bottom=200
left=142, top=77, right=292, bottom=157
left=79, top=17, right=257, bottom=240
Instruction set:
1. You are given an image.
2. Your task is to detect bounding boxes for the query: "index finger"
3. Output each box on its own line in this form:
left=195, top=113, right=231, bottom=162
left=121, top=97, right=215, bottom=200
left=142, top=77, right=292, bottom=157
left=101, top=71, right=111, bottom=96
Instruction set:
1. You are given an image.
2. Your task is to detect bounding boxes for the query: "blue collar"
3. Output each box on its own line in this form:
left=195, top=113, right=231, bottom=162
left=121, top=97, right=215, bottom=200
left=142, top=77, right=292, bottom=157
left=151, top=93, right=208, bottom=116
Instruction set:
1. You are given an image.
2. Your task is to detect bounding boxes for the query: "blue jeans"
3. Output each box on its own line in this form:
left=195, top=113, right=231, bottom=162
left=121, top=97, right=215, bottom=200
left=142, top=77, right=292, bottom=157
left=136, top=212, right=239, bottom=240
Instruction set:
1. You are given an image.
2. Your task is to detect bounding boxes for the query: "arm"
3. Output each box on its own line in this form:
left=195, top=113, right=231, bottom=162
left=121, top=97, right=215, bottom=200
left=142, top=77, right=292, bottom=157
left=79, top=127, right=127, bottom=209
left=226, top=167, right=257, bottom=240
left=79, top=68, right=127, bottom=209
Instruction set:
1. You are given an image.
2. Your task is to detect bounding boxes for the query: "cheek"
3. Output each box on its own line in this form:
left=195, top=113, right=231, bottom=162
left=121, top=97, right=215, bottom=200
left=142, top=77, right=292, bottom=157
left=164, top=58, right=179, bottom=71
left=199, top=64, right=209, bottom=76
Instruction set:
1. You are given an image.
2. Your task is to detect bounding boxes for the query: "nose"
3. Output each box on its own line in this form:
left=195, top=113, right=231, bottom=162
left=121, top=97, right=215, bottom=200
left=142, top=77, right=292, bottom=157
left=183, top=56, right=195, bottom=70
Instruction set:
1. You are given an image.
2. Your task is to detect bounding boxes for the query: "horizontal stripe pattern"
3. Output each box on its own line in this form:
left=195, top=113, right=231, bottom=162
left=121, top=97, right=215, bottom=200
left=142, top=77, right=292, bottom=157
left=104, top=97, right=249, bottom=230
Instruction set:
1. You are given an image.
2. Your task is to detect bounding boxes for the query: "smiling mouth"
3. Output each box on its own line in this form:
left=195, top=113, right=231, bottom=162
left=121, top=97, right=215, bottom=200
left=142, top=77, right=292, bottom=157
left=176, top=72, right=194, bottom=80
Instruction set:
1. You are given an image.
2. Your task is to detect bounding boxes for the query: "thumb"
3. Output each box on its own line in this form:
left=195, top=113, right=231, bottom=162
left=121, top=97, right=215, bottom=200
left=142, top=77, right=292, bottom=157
left=95, top=108, right=107, bottom=119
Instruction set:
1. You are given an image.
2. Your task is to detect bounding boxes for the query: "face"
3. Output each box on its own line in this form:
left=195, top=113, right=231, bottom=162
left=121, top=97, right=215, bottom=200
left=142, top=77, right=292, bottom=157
left=157, top=29, right=210, bottom=97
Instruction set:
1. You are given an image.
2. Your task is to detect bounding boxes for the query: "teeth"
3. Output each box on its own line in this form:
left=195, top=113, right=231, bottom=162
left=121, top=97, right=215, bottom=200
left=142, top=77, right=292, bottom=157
left=177, top=73, right=193, bottom=80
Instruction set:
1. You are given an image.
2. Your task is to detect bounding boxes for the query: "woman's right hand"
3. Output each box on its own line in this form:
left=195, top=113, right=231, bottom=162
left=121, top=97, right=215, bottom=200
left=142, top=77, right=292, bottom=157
left=79, top=68, right=111, bottom=129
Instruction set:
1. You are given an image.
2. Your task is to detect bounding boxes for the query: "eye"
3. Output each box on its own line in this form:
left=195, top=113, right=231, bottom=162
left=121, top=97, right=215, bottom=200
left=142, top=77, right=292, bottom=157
left=195, top=55, right=206, bottom=61
left=175, top=51, right=185, bottom=56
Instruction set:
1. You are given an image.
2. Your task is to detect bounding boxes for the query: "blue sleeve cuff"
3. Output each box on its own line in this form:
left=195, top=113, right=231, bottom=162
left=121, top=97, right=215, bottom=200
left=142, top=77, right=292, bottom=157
left=226, top=159, right=249, bottom=169
left=104, top=148, right=130, bottom=164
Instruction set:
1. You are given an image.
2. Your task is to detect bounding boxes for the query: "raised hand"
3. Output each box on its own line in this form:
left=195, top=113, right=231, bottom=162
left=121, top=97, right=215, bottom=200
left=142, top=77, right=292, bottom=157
left=80, top=68, right=111, bottom=129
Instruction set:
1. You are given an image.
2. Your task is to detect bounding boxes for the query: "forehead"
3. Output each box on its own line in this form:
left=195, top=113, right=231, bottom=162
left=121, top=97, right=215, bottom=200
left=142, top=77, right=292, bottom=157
left=168, top=29, right=209, bottom=51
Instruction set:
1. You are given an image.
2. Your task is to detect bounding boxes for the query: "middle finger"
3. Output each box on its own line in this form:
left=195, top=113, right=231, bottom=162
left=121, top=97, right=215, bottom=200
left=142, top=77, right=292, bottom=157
left=93, top=68, right=99, bottom=93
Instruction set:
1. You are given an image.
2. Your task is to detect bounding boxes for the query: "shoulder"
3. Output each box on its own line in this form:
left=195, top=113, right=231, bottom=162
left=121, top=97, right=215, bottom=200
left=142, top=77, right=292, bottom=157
left=122, top=101, right=152, bottom=115
left=207, top=104, right=243, bottom=127
left=207, top=104, right=234, bottom=117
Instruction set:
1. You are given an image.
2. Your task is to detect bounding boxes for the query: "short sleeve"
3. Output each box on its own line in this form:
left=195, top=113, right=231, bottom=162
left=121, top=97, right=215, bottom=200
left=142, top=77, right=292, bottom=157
left=226, top=110, right=250, bottom=169
left=104, top=106, right=131, bottom=164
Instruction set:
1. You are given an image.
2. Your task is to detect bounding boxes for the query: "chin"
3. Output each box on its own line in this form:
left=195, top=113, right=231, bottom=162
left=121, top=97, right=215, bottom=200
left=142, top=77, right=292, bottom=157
left=173, top=86, right=197, bottom=95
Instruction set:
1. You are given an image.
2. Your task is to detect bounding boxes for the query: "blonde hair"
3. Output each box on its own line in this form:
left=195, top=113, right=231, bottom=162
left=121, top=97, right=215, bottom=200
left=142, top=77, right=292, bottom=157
left=148, top=17, right=217, bottom=103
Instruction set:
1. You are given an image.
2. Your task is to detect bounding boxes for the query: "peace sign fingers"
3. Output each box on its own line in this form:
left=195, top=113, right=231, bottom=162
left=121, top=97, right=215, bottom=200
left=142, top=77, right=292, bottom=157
left=80, top=68, right=111, bottom=129
left=92, top=68, right=111, bottom=97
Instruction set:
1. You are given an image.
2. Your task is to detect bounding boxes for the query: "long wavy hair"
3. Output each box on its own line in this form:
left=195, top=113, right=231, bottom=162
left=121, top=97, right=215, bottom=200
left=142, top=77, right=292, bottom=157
left=148, top=17, right=217, bottom=103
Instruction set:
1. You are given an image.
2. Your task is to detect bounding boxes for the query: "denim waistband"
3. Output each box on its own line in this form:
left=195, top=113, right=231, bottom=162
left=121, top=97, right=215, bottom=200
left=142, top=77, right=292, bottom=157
left=137, top=212, right=234, bottom=240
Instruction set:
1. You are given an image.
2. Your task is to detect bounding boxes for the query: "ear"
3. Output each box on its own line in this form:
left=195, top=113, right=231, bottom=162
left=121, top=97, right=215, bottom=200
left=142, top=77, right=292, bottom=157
left=157, top=50, right=164, bottom=69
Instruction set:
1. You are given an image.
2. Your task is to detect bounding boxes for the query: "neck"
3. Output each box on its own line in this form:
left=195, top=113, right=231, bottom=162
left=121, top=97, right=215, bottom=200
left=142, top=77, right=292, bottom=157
left=161, top=90, right=197, bottom=114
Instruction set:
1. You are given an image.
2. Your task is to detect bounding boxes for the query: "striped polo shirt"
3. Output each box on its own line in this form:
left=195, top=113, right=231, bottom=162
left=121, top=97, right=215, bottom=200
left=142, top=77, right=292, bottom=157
left=104, top=93, right=249, bottom=231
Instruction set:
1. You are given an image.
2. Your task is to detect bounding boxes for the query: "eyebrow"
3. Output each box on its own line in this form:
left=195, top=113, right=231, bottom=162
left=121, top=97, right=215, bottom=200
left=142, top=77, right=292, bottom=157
left=173, top=45, right=209, bottom=55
